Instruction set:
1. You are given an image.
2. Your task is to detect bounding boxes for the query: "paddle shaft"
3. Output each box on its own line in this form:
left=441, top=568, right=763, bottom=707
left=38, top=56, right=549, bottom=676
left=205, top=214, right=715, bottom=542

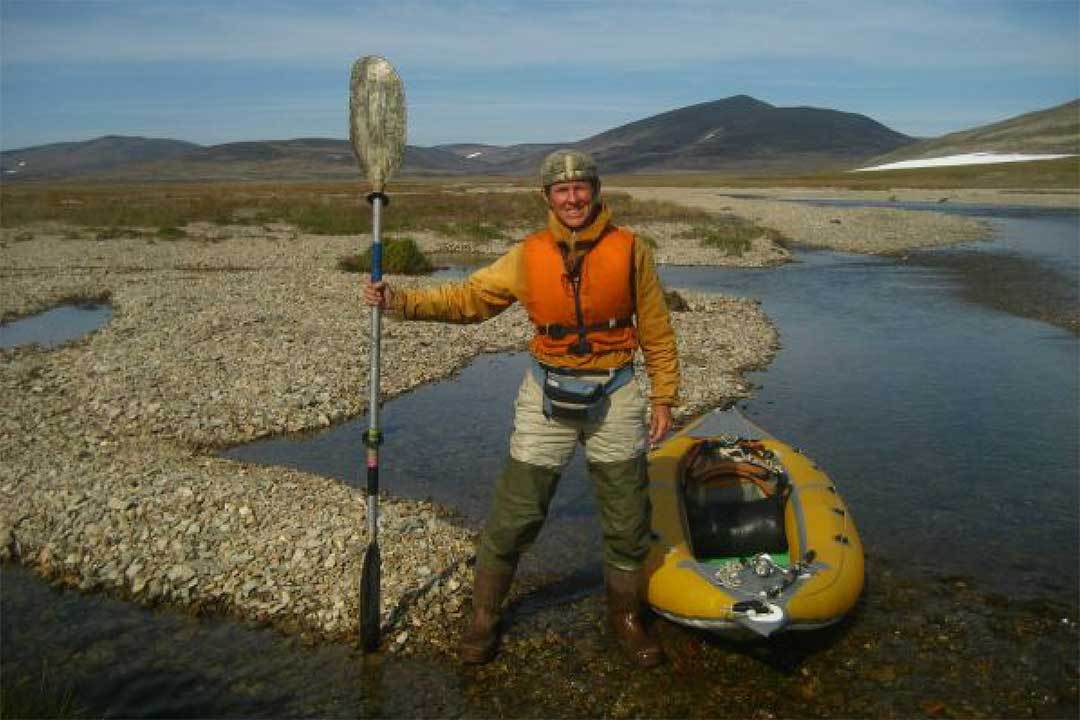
left=350, top=53, right=404, bottom=653
left=366, top=194, right=384, bottom=541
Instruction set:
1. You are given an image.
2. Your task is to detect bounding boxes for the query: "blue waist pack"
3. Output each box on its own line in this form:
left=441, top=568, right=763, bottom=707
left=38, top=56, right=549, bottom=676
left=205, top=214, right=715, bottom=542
left=533, top=361, right=634, bottom=423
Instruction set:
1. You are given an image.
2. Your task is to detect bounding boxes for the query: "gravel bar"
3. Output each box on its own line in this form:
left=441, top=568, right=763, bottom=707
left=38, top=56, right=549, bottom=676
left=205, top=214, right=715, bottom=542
left=1, top=222, right=776, bottom=651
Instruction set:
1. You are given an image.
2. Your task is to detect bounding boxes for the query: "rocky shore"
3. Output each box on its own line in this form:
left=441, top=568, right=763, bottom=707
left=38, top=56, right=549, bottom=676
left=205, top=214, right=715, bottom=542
left=1, top=220, right=777, bottom=650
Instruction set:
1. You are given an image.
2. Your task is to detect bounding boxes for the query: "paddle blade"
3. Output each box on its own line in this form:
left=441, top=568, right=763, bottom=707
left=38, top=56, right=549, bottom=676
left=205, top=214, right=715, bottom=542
left=349, top=56, right=406, bottom=194
left=359, top=541, right=381, bottom=652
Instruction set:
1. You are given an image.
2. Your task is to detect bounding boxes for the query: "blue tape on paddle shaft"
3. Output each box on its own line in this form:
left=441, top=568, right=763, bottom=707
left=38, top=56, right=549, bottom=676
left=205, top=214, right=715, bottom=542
left=371, top=243, right=383, bottom=281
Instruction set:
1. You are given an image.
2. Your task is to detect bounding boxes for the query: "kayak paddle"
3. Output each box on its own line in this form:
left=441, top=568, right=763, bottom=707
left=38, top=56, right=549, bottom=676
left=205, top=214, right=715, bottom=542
left=349, top=54, right=406, bottom=653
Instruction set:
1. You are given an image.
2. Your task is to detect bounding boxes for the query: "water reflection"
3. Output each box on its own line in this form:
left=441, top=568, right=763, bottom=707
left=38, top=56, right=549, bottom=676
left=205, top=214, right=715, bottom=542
left=1, top=565, right=475, bottom=718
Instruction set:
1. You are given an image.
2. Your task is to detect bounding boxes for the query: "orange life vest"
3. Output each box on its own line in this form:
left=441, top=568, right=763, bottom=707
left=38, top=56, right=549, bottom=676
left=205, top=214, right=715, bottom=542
left=523, top=226, right=637, bottom=358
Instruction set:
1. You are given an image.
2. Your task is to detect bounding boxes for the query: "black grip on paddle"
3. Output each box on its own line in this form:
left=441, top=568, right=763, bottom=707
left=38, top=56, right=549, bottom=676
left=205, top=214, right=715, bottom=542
left=359, top=541, right=381, bottom=652
left=366, top=191, right=390, bottom=206
left=367, top=465, right=379, bottom=495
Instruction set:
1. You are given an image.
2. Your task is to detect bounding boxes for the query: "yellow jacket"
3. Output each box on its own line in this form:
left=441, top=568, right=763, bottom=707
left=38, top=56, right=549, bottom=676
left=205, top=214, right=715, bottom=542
left=389, top=205, right=680, bottom=406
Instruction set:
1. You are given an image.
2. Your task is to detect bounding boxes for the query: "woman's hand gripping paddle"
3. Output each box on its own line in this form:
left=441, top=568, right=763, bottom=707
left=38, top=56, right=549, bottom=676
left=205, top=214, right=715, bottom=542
left=349, top=55, right=405, bottom=653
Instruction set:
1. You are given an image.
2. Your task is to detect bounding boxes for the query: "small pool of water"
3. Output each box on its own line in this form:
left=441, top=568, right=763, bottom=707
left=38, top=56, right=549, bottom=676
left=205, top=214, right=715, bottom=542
left=0, top=302, right=112, bottom=350
left=428, top=253, right=494, bottom=281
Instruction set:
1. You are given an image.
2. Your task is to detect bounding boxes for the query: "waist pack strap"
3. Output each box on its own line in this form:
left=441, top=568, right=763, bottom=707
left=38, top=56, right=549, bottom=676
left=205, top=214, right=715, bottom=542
left=603, top=364, right=634, bottom=395
left=531, top=360, right=634, bottom=396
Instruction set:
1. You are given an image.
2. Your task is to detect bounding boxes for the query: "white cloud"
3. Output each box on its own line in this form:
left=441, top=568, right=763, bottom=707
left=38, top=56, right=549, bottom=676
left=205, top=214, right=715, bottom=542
left=2, top=0, right=1075, bottom=71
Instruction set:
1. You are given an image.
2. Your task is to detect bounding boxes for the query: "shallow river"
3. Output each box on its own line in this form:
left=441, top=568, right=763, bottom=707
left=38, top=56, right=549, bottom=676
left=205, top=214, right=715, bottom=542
left=3, top=201, right=1077, bottom=716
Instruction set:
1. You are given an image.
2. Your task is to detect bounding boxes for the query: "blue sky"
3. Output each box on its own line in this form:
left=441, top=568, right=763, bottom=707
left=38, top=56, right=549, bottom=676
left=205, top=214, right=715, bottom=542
left=1, top=0, right=1077, bottom=150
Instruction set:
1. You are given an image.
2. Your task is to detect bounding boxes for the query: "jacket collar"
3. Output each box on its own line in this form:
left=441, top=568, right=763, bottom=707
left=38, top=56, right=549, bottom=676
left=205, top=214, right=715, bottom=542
left=546, top=203, right=612, bottom=250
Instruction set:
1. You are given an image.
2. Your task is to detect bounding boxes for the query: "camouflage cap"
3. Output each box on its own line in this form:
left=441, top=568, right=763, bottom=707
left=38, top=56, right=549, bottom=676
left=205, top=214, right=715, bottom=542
left=539, top=149, right=599, bottom=189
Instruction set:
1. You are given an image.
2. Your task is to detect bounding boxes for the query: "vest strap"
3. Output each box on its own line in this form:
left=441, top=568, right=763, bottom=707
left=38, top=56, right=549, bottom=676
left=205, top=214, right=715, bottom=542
left=536, top=316, right=634, bottom=340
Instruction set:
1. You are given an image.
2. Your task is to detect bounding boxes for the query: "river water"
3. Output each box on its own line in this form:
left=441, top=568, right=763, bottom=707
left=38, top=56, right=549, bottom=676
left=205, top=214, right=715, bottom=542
left=668, top=211, right=1079, bottom=597
left=3, top=202, right=1077, bottom=716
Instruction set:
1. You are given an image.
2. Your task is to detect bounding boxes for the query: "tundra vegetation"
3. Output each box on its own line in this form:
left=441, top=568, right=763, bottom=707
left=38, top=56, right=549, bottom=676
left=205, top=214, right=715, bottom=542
left=339, top=237, right=434, bottom=275
left=0, top=181, right=780, bottom=262
left=678, top=217, right=787, bottom=256
left=1, top=661, right=84, bottom=720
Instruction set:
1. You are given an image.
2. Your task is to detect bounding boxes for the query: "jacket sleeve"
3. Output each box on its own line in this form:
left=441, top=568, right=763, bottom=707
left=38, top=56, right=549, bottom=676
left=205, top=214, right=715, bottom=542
left=392, top=244, right=524, bottom=323
left=633, top=237, right=680, bottom=406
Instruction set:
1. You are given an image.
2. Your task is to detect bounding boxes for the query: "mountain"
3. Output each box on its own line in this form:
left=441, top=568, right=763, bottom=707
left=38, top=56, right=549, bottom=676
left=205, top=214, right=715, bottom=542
left=438, top=96, right=915, bottom=176
left=21, top=94, right=1063, bottom=181
left=1, top=135, right=199, bottom=180
left=572, top=95, right=914, bottom=174
left=866, top=99, right=1080, bottom=166
left=1, top=136, right=470, bottom=181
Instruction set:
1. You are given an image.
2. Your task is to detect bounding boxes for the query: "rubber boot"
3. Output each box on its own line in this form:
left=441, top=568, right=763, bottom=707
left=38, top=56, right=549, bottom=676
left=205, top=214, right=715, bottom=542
left=459, top=565, right=514, bottom=664
left=606, top=566, right=664, bottom=668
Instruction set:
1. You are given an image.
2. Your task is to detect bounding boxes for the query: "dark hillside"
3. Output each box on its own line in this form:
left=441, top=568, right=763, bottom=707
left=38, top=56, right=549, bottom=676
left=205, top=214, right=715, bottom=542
left=1, top=136, right=199, bottom=180
left=575, top=96, right=914, bottom=173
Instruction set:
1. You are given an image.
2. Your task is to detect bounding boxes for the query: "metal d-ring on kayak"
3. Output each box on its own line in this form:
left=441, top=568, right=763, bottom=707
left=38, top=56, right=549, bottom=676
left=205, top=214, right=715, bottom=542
left=644, top=408, right=865, bottom=638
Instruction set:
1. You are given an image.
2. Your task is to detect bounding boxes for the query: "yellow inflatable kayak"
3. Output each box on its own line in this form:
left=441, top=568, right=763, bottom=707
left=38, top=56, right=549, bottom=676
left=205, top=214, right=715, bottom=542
left=645, top=408, right=864, bottom=637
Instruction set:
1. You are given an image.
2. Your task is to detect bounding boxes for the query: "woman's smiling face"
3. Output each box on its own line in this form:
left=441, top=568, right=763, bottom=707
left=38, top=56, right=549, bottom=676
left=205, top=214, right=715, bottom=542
left=546, top=180, right=596, bottom=230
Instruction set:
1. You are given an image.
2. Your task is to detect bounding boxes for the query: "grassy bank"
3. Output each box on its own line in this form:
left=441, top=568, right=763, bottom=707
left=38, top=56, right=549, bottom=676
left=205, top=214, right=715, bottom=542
left=0, top=182, right=718, bottom=231
left=0, top=181, right=778, bottom=257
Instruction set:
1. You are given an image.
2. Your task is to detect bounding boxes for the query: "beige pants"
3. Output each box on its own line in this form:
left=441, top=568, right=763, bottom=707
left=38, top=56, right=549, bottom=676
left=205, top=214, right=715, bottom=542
left=509, top=368, right=648, bottom=468
left=476, top=367, right=652, bottom=572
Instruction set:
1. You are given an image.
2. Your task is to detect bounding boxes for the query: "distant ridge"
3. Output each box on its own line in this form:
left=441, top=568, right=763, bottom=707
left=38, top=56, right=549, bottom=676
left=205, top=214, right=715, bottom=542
left=0, top=137, right=469, bottom=181
left=1, top=135, right=199, bottom=179
left=4, top=97, right=1072, bottom=181
left=866, top=99, right=1080, bottom=166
